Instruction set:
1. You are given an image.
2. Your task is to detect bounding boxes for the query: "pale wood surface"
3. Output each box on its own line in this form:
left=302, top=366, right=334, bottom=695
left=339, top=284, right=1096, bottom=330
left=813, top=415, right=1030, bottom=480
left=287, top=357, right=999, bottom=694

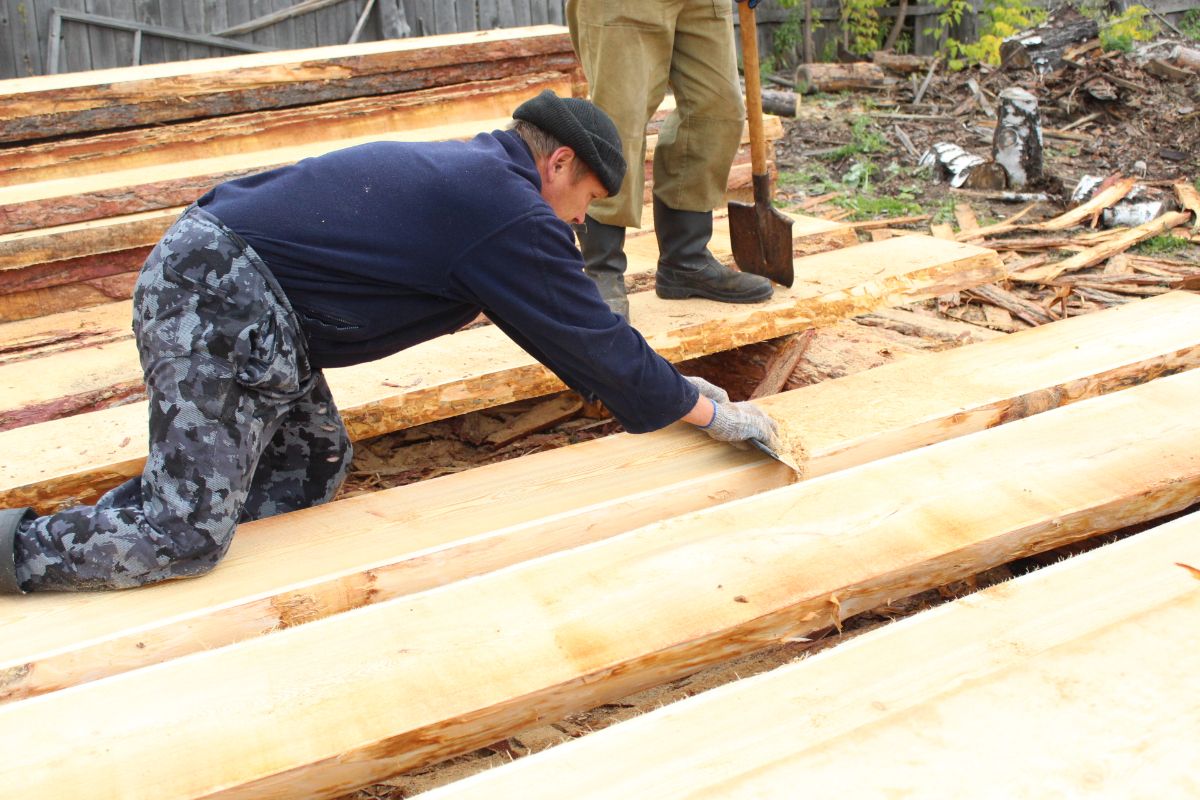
left=0, top=75, right=571, bottom=189
left=2, top=291, right=1197, bottom=704
left=0, top=27, right=580, bottom=141
left=0, top=213, right=852, bottom=427
left=427, top=511, right=1200, bottom=800
left=1, top=368, right=1198, bottom=798
left=0, top=230, right=1000, bottom=511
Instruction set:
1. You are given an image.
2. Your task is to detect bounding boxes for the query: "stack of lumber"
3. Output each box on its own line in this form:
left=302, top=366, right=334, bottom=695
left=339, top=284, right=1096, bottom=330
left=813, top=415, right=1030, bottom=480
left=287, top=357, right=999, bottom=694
left=3, top=291, right=1200, bottom=796
left=7, top=22, right=1194, bottom=800
left=0, top=26, right=782, bottom=323
left=0, top=223, right=1003, bottom=512
left=426, top=507, right=1200, bottom=799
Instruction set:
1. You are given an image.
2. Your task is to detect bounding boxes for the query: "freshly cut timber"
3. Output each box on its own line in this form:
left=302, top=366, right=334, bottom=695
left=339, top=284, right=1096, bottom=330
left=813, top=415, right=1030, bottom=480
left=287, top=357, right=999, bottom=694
left=1, top=368, right=1198, bottom=798
left=0, top=73, right=575, bottom=189
left=424, top=511, right=1200, bottom=799
left=0, top=212, right=850, bottom=428
left=0, top=91, right=779, bottom=235
left=0, top=212, right=844, bottom=368
left=3, top=290, right=1198, bottom=703
left=0, top=26, right=583, bottom=144
left=0, top=232, right=1003, bottom=509
left=0, top=118, right=783, bottom=320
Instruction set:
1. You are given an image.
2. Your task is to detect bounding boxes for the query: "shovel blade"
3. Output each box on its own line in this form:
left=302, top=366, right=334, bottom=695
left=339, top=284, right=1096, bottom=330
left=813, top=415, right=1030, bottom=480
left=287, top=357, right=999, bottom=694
left=728, top=200, right=795, bottom=288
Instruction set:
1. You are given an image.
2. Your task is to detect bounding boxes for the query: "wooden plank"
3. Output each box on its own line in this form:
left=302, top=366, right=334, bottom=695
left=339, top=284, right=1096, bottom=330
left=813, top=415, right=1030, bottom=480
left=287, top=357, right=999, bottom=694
left=0, top=70, right=577, bottom=187
left=0, top=25, right=577, bottom=143
left=0, top=208, right=176, bottom=273
left=426, top=511, right=1200, bottom=800
left=2, top=369, right=1198, bottom=798
left=0, top=88, right=768, bottom=232
left=3, top=290, right=1198, bottom=703
left=0, top=208, right=832, bottom=363
left=0, top=144, right=769, bottom=318
left=0, top=272, right=140, bottom=323
left=0, top=211, right=851, bottom=429
left=0, top=233, right=1001, bottom=512
left=0, top=301, right=135, bottom=365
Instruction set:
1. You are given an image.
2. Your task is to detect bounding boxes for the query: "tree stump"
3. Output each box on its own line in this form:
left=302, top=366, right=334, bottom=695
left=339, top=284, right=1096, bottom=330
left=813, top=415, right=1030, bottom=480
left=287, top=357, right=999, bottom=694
left=992, top=88, right=1043, bottom=190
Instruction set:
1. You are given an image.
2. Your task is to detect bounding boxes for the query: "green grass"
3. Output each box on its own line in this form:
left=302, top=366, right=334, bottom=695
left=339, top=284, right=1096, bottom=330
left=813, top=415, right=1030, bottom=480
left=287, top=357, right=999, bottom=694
left=1179, top=8, right=1200, bottom=40
left=1135, top=235, right=1192, bottom=256
left=831, top=193, right=925, bottom=221
left=822, top=116, right=889, bottom=161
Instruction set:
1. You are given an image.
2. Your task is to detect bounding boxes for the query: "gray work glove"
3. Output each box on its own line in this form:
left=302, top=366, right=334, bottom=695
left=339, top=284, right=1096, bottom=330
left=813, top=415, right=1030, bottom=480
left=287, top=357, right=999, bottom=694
left=700, top=399, right=779, bottom=448
left=683, top=375, right=730, bottom=405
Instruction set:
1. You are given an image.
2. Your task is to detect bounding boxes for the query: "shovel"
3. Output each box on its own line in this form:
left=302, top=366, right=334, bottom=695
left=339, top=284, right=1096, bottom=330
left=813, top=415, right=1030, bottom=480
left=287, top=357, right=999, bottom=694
left=728, top=1, right=795, bottom=288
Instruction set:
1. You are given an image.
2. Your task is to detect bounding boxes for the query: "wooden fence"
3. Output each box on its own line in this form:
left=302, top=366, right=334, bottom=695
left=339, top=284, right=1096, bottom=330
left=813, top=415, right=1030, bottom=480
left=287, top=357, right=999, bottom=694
left=0, top=0, right=566, bottom=80
left=2, top=0, right=1194, bottom=81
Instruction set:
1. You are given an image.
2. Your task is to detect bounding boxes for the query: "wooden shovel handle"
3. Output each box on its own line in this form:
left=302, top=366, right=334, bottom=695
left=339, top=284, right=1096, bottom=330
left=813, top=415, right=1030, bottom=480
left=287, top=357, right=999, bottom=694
left=737, top=2, right=768, bottom=180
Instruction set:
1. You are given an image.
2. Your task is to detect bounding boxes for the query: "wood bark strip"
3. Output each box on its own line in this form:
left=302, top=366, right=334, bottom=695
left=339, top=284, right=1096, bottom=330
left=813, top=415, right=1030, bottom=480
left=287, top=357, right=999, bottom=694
left=1010, top=211, right=1192, bottom=284
left=3, top=290, right=1199, bottom=704
left=1174, top=179, right=1200, bottom=233
left=750, top=330, right=814, bottom=399
left=854, top=306, right=1004, bottom=345
left=425, top=511, right=1200, bottom=800
left=0, top=27, right=580, bottom=144
left=484, top=394, right=584, bottom=447
left=0, top=233, right=1003, bottom=511
left=964, top=283, right=1057, bottom=326
left=955, top=177, right=1137, bottom=241
left=3, top=369, right=1199, bottom=798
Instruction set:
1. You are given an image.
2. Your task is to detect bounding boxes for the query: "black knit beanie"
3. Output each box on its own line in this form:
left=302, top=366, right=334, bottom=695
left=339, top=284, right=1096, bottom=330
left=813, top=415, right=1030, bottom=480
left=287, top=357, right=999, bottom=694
left=513, top=90, right=626, bottom=196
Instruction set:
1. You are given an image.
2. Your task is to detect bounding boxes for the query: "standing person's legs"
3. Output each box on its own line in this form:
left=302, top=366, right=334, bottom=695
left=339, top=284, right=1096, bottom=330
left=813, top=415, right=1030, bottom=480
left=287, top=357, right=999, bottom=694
left=652, top=0, right=773, bottom=303
left=2, top=207, right=313, bottom=592
left=566, top=0, right=676, bottom=319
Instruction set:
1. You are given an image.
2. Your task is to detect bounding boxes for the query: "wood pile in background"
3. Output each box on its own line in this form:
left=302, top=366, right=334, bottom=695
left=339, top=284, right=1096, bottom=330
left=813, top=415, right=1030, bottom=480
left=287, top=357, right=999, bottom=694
left=0, top=27, right=784, bottom=323
left=4, top=295, right=1200, bottom=796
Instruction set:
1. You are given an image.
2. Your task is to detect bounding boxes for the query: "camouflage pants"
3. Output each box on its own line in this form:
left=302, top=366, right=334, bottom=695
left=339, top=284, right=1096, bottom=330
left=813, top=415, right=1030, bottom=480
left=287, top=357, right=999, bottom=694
left=13, top=206, right=352, bottom=591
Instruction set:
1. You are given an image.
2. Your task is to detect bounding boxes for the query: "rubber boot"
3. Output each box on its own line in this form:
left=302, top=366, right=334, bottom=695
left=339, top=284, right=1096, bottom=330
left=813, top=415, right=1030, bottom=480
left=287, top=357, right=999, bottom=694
left=653, top=197, right=773, bottom=303
left=574, top=215, right=630, bottom=321
left=0, top=507, right=33, bottom=594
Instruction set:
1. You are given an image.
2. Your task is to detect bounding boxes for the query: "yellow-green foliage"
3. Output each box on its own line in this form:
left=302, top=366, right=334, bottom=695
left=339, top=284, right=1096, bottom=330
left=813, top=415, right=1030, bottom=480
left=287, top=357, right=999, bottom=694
left=1099, top=5, right=1159, bottom=53
left=928, top=0, right=1045, bottom=69
left=840, top=0, right=890, bottom=55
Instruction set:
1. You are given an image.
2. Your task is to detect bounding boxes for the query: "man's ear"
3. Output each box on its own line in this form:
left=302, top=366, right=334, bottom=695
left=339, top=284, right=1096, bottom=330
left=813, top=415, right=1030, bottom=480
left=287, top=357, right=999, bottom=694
left=547, top=145, right=577, bottom=178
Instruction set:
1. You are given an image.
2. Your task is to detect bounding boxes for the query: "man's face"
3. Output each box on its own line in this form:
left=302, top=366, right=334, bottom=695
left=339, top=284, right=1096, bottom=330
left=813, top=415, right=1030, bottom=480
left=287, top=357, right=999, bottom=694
left=539, top=147, right=608, bottom=225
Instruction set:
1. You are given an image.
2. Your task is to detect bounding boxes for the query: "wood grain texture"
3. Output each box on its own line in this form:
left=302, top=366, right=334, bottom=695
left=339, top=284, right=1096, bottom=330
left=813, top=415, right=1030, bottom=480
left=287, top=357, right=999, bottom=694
left=0, top=26, right=578, bottom=142
left=0, top=232, right=1001, bottom=510
left=2, top=291, right=1198, bottom=704
left=0, top=72, right=574, bottom=188
left=425, top=511, right=1200, bottom=800
left=0, top=213, right=850, bottom=417
left=1, top=368, right=1198, bottom=798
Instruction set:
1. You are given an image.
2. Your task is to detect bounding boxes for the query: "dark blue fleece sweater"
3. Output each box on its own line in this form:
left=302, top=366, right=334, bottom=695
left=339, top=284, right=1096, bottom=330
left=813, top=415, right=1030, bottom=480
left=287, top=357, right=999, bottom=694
left=196, top=129, right=697, bottom=433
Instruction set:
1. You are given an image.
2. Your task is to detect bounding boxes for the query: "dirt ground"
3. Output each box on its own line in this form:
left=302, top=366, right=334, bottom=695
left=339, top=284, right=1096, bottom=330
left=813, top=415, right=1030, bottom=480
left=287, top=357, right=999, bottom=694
left=338, top=36, right=1199, bottom=799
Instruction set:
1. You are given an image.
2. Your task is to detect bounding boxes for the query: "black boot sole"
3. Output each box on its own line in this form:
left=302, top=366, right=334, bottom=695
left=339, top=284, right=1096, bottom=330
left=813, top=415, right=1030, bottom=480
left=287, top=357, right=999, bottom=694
left=654, top=277, right=774, bottom=303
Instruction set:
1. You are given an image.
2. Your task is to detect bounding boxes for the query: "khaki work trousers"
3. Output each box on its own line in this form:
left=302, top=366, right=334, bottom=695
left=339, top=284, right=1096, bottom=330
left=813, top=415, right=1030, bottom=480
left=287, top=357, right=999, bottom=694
left=567, top=0, right=746, bottom=228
